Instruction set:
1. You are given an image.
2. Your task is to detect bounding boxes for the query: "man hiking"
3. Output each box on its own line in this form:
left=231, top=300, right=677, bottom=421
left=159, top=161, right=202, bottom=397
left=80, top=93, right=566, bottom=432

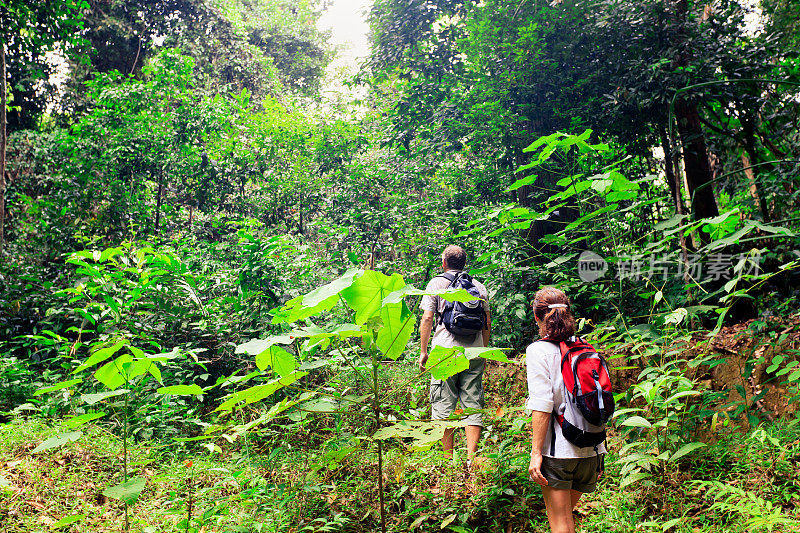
left=418, top=245, right=491, bottom=464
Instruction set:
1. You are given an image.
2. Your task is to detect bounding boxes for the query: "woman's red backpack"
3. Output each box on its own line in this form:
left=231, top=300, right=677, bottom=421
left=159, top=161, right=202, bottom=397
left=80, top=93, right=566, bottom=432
left=548, top=336, right=614, bottom=454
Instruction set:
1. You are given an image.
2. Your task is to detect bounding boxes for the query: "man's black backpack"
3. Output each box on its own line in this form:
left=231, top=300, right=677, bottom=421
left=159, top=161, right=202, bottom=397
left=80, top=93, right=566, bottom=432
left=435, top=272, right=487, bottom=338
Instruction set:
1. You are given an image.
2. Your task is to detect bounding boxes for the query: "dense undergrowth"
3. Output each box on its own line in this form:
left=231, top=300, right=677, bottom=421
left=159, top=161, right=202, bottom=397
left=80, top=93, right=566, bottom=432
left=2, top=352, right=800, bottom=533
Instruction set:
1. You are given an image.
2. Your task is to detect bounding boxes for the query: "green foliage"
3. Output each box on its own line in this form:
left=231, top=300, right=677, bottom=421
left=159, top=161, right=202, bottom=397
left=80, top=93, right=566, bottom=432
left=695, top=480, right=796, bottom=532
left=1, top=0, right=800, bottom=530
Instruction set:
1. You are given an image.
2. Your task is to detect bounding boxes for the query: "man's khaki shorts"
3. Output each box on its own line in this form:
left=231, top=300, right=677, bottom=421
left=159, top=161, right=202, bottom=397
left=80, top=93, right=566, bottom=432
left=430, top=357, right=484, bottom=426
left=541, top=455, right=602, bottom=493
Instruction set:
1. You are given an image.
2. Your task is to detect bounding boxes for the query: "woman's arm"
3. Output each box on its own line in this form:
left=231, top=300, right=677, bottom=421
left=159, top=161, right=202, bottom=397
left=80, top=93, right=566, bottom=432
left=528, top=410, right=551, bottom=486
left=525, top=342, right=554, bottom=485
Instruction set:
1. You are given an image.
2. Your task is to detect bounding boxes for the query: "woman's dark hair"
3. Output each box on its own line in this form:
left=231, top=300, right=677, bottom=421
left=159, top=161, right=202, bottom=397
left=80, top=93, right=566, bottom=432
left=532, top=287, right=576, bottom=342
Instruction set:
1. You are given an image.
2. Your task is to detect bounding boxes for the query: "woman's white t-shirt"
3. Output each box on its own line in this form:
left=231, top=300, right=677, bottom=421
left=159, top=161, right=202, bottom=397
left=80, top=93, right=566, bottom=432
left=525, top=340, right=607, bottom=458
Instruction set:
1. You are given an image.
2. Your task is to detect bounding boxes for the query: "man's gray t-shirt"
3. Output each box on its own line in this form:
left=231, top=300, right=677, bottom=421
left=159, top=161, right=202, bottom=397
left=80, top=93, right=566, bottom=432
left=419, top=270, right=489, bottom=349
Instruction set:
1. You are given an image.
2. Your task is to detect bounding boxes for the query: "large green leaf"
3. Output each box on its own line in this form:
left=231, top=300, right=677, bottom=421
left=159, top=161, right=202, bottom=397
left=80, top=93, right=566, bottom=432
left=747, top=219, right=795, bottom=236
left=93, top=353, right=133, bottom=390
left=426, top=345, right=468, bottom=380
left=701, top=209, right=740, bottom=240
left=293, top=323, right=363, bottom=341
left=549, top=179, right=593, bottom=202
left=507, top=174, right=537, bottom=191
left=102, top=477, right=146, bottom=505
left=382, top=285, right=476, bottom=305
left=254, top=345, right=297, bottom=376
left=341, top=270, right=406, bottom=325
left=606, top=190, right=639, bottom=202
left=465, top=347, right=509, bottom=363
left=664, top=308, right=688, bottom=325
left=215, top=371, right=307, bottom=412
left=51, top=513, right=86, bottom=528
left=63, top=412, right=106, bottom=429
left=619, top=416, right=652, bottom=428
left=32, top=431, right=83, bottom=454
left=669, top=442, right=707, bottom=463
left=81, top=389, right=129, bottom=405
left=125, top=357, right=157, bottom=382
left=654, top=214, right=687, bottom=231
left=609, top=170, right=639, bottom=191
left=236, top=337, right=297, bottom=375
left=522, top=131, right=563, bottom=152
left=235, top=336, right=293, bottom=356
left=272, top=269, right=361, bottom=323
left=304, top=267, right=362, bottom=306
left=292, top=324, right=364, bottom=352
left=156, top=384, right=203, bottom=396
left=563, top=204, right=618, bottom=231
left=376, top=301, right=416, bottom=360
left=34, top=378, right=83, bottom=396
left=73, top=341, right=127, bottom=373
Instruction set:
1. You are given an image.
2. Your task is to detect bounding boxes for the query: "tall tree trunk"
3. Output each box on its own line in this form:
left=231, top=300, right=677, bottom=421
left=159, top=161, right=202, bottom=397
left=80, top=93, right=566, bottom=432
left=675, top=99, right=719, bottom=221
left=671, top=0, right=718, bottom=223
left=155, top=167, right=164, bottom=232
left=0, top=44, right=6, bottom=258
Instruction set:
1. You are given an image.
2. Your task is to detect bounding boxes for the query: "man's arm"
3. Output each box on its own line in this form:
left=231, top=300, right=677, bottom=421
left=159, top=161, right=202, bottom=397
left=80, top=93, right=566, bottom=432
left=528, top=410, right=550, bottom=486
left=418, top=310, right=435, bottom=370
left=481, top=306, right=491, bottom=347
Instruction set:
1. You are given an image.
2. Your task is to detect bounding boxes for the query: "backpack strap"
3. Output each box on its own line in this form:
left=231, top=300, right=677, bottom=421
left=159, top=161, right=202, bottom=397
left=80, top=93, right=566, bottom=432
left=431, top=272, right=458, bottom=328
left=436, top=272, right=457, bottom=285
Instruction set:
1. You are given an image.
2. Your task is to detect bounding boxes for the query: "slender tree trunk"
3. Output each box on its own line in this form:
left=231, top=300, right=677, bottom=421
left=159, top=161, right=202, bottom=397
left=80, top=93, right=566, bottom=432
left=155, top=167, right=164, bottom=232
left=0, top=44, right=6, bottom=258
left=660, top=126, right=686, bottom=217
left=661, top=125, right=693, bottom=290
left=372, top=353, right=387, bottom=533
left=740, top=112, right=771, bottom=222
left=740, top=151, right=769, bottom=222
left=298, top=204, right=303, bottom=235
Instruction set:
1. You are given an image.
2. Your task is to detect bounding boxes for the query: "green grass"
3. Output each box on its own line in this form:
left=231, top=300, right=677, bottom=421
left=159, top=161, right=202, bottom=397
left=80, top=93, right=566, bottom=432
left=2, top=363, right=800, bottom=532
left=0, top=418, right=288, bottom=532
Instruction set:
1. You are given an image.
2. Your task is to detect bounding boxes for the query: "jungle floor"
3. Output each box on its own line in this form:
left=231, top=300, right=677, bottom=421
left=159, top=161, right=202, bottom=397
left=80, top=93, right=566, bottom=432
left=2, top=317, right=800, bottom=533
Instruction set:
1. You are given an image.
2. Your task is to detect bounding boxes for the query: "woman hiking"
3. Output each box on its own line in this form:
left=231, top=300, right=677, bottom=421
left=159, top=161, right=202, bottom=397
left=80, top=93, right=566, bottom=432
left=525, top=287, right=609, bottom=533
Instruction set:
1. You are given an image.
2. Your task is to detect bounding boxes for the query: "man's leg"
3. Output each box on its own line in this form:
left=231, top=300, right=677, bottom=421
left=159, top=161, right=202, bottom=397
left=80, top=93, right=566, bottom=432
left=465, top=425, right=481, bottom=460
left=442, top=428, right=455, bottom=457
left=541, top=486, right=576, bottom=533
left=430, top=377, right=458, bottom=458
left=458, top=358, right=485, bottom=461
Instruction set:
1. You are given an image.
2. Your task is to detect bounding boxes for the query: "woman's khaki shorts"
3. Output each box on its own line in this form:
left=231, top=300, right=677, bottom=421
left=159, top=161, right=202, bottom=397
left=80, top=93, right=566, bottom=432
left=541, top=455, right=602, bottom=493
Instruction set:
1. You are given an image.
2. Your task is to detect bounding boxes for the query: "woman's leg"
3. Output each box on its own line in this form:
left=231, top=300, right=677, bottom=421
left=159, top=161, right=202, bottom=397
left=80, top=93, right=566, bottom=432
left=541, top=486, right=576, bottom=533
left=570, top=489, right=583, bottom=510
left=570, top=490, right=584, bottom=530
